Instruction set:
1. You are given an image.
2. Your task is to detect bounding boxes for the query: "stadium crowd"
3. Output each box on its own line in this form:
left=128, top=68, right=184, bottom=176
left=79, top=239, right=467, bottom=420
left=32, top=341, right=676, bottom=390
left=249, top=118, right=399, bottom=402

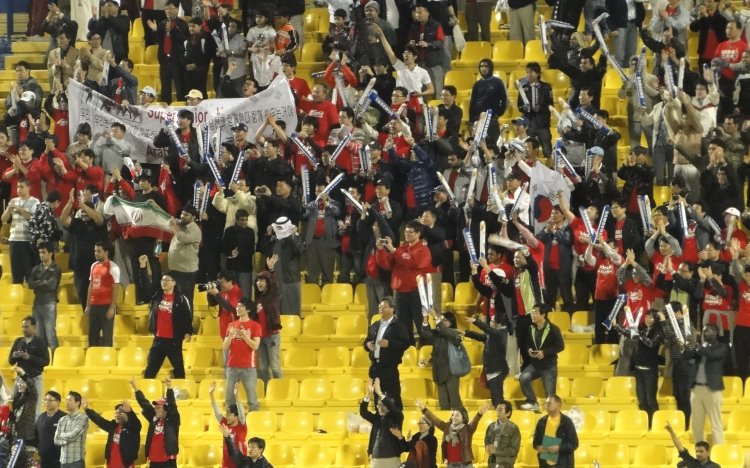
left=0, top=0, right=749, bottom=464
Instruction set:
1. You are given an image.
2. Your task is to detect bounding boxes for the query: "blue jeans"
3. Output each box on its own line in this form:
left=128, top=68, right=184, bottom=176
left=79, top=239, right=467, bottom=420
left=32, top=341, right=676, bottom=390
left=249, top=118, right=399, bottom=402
left=257, top=333, right=282, bottom=384
left=236, top=272, right=252, bottom=299
left=519, top=364, right=557, bottom=403
left=32, top=301, right=58, bottom=352
left=226, top=367, right=259, bottom=411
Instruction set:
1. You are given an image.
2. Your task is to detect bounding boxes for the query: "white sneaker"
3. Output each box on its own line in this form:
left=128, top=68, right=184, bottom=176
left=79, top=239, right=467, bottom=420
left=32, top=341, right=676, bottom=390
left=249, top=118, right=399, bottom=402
left=520, top=402, right=539, bottom=411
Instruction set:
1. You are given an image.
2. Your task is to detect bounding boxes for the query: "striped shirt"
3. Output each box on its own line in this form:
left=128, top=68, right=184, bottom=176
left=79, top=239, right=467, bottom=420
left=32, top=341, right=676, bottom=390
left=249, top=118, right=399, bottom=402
left=54, top=411, right=88, bottom=464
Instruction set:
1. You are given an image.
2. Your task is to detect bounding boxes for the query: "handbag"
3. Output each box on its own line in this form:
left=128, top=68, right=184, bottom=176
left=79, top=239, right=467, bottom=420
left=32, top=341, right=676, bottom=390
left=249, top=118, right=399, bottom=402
left=447, top=340, right=472, bottom=377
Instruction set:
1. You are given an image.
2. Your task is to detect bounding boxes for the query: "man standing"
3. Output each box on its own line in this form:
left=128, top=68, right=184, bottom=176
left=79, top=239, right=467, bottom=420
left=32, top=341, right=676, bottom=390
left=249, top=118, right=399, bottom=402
left=303, top=189, right=340, bottom=286
left=209, top=382, right=248, bottom=467
left=221, top=209, right=256, bottom=297
left=132, top=378, right=180, bottom=466
left=519, top=304, right=565, bottom=412
left=666, top=421, right=721, bottom=468
left=359, top=378, right=403, bottom=467
left=8, top=316, right=50, bottom=411
left=139, top=266, right=193, bottom=379
left=365, top=297, right=411, bottom=409
left=484, top=400, right=521, bottom=468
left=518, top=62, right=553, bottom=157
left=713, top=19, right=748, bottom=121
left=532, top=395, right=578, bottom=467
left=83, top=399, right=142, bottom=468
left=690, top=323, right=728, bottom=444
left=86, top=242, right=120, bottom=347
left=1, top=178, right=39, bottom=283
left=375, top=220, right=432, bottom=344
left=223, top=297, right=262, bottom=411
left=28, top=242, right=62, bottom=356
left=53, top=391, right=89, bottom=468
left=207, top=271, right=243, bottom=341
left=407, top=5, right=446, bottom=95
left=93, top=122, right=133, bottom=172
left=167, top=204, right=201, bottom=308
left=35, top=390, right=66, bottom=468
left=268, top=216, right=304, bottom=315
left=146, top=0, right=189, bottom=103
left=469, top=60, right=508, bottom=144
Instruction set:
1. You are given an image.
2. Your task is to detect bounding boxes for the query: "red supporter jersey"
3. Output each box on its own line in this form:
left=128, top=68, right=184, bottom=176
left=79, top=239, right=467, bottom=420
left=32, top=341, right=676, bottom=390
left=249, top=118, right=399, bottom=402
left=221, top=418, right=248, bottom=468
left=226, top=319, right=262, bottom=368
left=156, top=293, right=175, bottom=339
left=89, top=260, right=121, bottom=306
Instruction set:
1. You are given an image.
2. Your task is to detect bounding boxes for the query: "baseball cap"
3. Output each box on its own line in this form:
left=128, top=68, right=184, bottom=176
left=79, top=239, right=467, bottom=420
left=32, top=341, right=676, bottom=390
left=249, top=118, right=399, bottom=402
left=512, top=117, right=529, bottom=126
left=20, top=91, right=35, bottom=102
left=185, top=89, right=203, bottom=100
left=231, top=123, right=248, bottom=132
left=376, top=178, right=391, bottom=189
left=725, top=207, right=741, bottom=217
left=587, top=146, right=604, bottom=156
left=140, top=86, right=156, bottom=96
left=152, top=398, right=168, bottom=407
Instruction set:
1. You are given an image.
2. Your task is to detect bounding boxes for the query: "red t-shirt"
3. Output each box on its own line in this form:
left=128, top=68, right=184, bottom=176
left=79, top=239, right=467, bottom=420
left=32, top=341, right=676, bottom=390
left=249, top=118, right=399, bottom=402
left=289, top=77, right=312, bottom=100
left=737, top=282, right=750, bottom=328
left=148, top=420, right=174, bottom=462
left=571, top=217, right=606, bottom=271
left=704, top=282, right=733, bottom=330
left=298, top=99, right=340, bottom=145
left=595, top=258, right=619, bottom=301
left=714, top=39, right=748, bottom=80
left=623, top=280, right=653, bottom=327
left=445, top=442, right=462, bottom=463
left=89, top=260, right=121, bottom=306
left=156, top=293, right=175, bottom=339
left=227, top=319, right=262, bottom=368
left=218, top=285, right=244, bottom=338
left=650, top=252, right=682, bottom=299
left=108, top=425, right=132, bottom=468
left=221, top=418, right=248, bottom=468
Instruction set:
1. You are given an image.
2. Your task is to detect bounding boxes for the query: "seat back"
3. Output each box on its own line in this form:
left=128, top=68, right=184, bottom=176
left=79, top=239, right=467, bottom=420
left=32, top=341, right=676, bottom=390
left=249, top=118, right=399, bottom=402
left=331, top=376, right=365, bottom=402
left=320, top=283, right=353, bottom=306
left=53, top=346, right=85, bottom=368
left=604, top=376, right=636, bottom=398
left=633, top=444, right=668, bottom=466
left=265, top=378, right=300, bottom=401
left=280, top=315, right=302, bottom=338
left=710, top=444, right=745, bottom=467
left=570, top=377, right=604, bottom=398
left=301, top=314, right=335, bottom=336
left=84, top=346, right=118, bottom=368
left=335, top=314, right=366, bottom=337
left=279, top=411, right=314, bottom=434
left=317, top=410, right=348, bottom=435
left=317, top=346, right=350, bottom=367
left=284, top=346, right=317, bottom=368
left=298, top=378, right=333, bottom=402
left=334, top=443, right=369, bottom=466
left=614, top=409, right=648, bottom=433
left=596, top=443, right=629, bottom=465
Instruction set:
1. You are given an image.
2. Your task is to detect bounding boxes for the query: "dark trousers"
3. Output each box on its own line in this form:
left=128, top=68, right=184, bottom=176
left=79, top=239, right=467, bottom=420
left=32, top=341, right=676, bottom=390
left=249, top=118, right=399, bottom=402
left=544, top=268, right=574, bottom=313
left=396, top=290, right=423, bottom=346
left=734, top=326, right=750, bottom=382
left=487, top=372, right=506, bottom=407
left=369, top=363, right=402, bottom=409
left=9, top=240, right=37, bottom=283
left=88, top=304, right=114, bottom=347
left=635, top=366, right=659, bottom=427
left=575, top=269, right=596, bottom=311
left=594, top=298, right=618, bottom=345
left=170, top=270, right=196, bottom=311
left=144, top=337, right=186, bottom=378
left=672, top=358, right=695, bottom=428
left=73, top=270, right=90, bottom=312
left=149, top=461, right=177, bottom=468
left=528, top=126, right=553, bottom=157
left=515, top=314, right=532, bottom=370
left=159, top=59, right=185, bottom=104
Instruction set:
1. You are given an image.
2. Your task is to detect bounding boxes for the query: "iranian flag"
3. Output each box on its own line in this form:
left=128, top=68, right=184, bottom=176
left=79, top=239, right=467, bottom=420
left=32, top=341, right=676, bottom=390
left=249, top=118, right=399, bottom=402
left=103, top=196, right=174, bottom=241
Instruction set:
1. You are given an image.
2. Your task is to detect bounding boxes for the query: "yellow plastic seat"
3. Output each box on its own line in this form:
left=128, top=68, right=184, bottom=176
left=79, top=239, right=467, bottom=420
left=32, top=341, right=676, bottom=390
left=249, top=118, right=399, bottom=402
left=85, top=442, right=107, bottom=466
left=599, top=376, right=637, bottom=409
left=135, top=379, right=164, bottom=402
left=557, top=343, right=587, bottom=373
left=722, top=376, right=743, bottom=407
left=111, top=346, right=148, bottom=376
left=264, top=377, right=300, bottom=408
left=609, top=409, right=648, bottom=442
left=130, top=18, right=144, bottom=41
left=275, top=411, right=314, bottom=441
left=263, top=444, right=294, bottom=466
left=725, top=410, right=750, bottom=442
left=48, top=346, right=85, bottom=377
left=582, top=344, right=619, bottom=375
left=444, top=282, right=479, bottom=314
left=595, top=443, right=629, bottom=468
left=296, top=314, right=335, bottom=343
left=657, top=377, right=676, bottom=406
left=521, top=40, right=546, bottom=65
left=652, top=185, right=671, bottom=206
left=578, top=409, right=610, bottom=441
left=312, top=410, right=348, bottom=440
left=279, top=314, right=301, bottom=344
left=96, top=378, right=133, bottom=401
left=574, top=443, right=595, bottom=467
left=294, top=377, right=333, bottom=407
left=329, top=376, right=365, bottom=407
left=181, top=414, right=207, bottom=436
left=82, top=347, right=118, bottom=377
left=492, top=40, right=523, bottom=69
left=295, top=443, right=334, bottom=466
left=300, top=283, right=321, bottom=315
left=547, top=311, right=571, bottom=332
left=334, top=443, right=369, bottom=467
left=444, top=70, right=477, bottom=99
left=401, top=378, right=434, bottom=406
left=710, top=444, right=745, bottom=468
left=0, top=284, right=25, bottom=308
left=329, top=314, right=366, bottom=346
left=348, top=283, right=368, bottom=313
left=567, top=376, right=604, bottom=405
left=282, top=346, right=317, bottom=377
left=441, top=283, right=454, bottom=304
left=64, top=378, right=97, bottom=400
left=184, top=345, right=215, bottom=377
left=245, top=411, right=277, bottom=439
left=188, top=443, right=222, bottom=467
left=144, top=45, right=158, bottom=65
left=311, top=283, right=353, bottom=313
left=454, top=41, right=492, bottom=69
left=633, top=444, right=669, bottom=466
left=298, top=43, right=326, bottom=67
left=462, top=378, right=490, bottom=406
left=649, top=409, right=686, bottom=441
left=315, top=346, right=350, bottom=374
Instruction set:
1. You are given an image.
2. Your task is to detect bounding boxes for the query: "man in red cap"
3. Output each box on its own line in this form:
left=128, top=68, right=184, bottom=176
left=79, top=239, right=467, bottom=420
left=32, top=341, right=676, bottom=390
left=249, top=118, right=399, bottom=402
left=132, top=377, right=180, bottom=467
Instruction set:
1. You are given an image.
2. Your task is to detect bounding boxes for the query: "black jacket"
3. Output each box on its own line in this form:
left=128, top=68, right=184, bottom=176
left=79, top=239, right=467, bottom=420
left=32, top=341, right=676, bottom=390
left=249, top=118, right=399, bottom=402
left=528, top=320, right=565, bottom=370
left=464, top=318, right=509, bottom=376
left=85, top=407, right=142, bottom=467
left=537, top=226, right=573, bottom=274
left=407, top=18, right=445, bottom=68
left=223, top=437, right=274, bottom=468
left=364, top=317, right=411, bottom=368
left=690, top=338, right=728, bottom=391
left=548, top=49, right=607, bottom=108
left=88, top=14, right=130, bottom=62
left=517, top=80, right=553, bottom=130
left=153, top=17, right=189, bottom=64
left=689, top=12, right=728, bottom=59
left=153, top=127, right=203, bottom=205
left=139, top=268, right=194, bottom=339
left=360, top=396, right=403, bottom=458
left=8, top=336, right=50, bottom=378
left=532, top=413, right=579, bottom=468
left=136, top=388, right=180, bottom=458
left=34, top=409, right=65, bottom=465
left=469, top=68, right=508, bottom=122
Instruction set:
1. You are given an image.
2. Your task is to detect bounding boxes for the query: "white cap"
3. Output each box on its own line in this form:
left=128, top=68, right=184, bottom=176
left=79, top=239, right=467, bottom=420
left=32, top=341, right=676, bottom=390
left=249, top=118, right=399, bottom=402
left=140, top=86, right=156, bottom=96
left=724, top=207, right=741, bottom=218
left=20, top=91, right=35, bottom=102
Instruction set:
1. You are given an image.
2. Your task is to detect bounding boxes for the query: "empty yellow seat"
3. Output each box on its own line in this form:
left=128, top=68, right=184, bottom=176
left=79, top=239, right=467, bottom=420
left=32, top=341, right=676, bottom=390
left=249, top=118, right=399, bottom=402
left=279, top=314, right=301, bottom=344
left=583, top=344, right=619, bottom=375
left=725, top=410, right=750, bottom=442
left=444, top=70, right=476, bottom=98
left=313, top=410, right=348, bottom=440
left=547, top=311, right=571, bottom=332
left=296, top=314, right=335, bottom=342
left=492, top=40, right=523, bottom=69
left=401, top=378, right=434, bottom=405
left=557, top=343, right=588, bottom=373
left=596, top=443, right=629, bottom=468
left=316, top=346, right=350, bottom=374
left=329, top=314, right=366, bottom=346
left=633, top=444, right=668, bottom=466
left=311, top=284, right=353, bottom=313
left=599, top=376, right=637, bottom=409
left=347, top=283, right=368, bottom=313
left=188, top=444, right=222, bottom=467
left=282, top=346, right=317, bottom=377
left=350, top=347, right=371, bottom=377
left=263, top=444, right=294, bottom=466
left=246, top=411, right=278, bottom=439
left=294, top=378, right=333, bottom=406
left=710, top=444, right=745, bottom=468
left=334, top=443, right=369, bottom=467
left=135, top=379, right=164, bottom=402
left=329, top=376, right=365, bottom=407
left=97, top=378, right=133, bottom=401
left=300, top=283, right=321, bottom=315
left=144, top=45, right=158, bottom=65
left=649, top=409, right=686, bottom=440
left=48, top=346, right=85, bottom=377
left=567, top=376, right=604, bottom=405
left=578, top=409, right=610, bottom=440
left=445, top=282, right=479, bottom=313
left=112, top=346, right=148, bottom=376
left=574, top=443, right=595, bottom=466
left=521, top=40, right=546, bottom=65
left=264, top=377, right=299, bottom=408
left=82, top=347, right=117, bottom=376
left=610, top=409, right=648, bottom=442
left=454, top=41, right=492, bottom=69
left=275, top=411, right=314, bottom=441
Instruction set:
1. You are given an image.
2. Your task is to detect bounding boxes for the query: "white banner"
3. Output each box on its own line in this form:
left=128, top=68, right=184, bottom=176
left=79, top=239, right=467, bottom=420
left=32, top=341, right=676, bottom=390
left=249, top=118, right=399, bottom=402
left=67, top=75, right=298, bottom=164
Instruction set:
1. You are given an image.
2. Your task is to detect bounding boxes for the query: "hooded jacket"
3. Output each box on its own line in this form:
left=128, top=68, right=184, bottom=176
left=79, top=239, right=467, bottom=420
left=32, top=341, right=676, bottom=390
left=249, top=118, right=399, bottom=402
left=85, top=407, right=142, bottom=467
left=469, top=60, right=508, bottom=123
left=136, top=388, right=180, bottom=459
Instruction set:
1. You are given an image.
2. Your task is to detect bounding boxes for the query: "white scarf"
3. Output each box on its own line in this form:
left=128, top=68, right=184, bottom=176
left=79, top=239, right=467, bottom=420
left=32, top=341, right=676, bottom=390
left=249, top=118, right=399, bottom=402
left=272, top=217, right=294, bottom=240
